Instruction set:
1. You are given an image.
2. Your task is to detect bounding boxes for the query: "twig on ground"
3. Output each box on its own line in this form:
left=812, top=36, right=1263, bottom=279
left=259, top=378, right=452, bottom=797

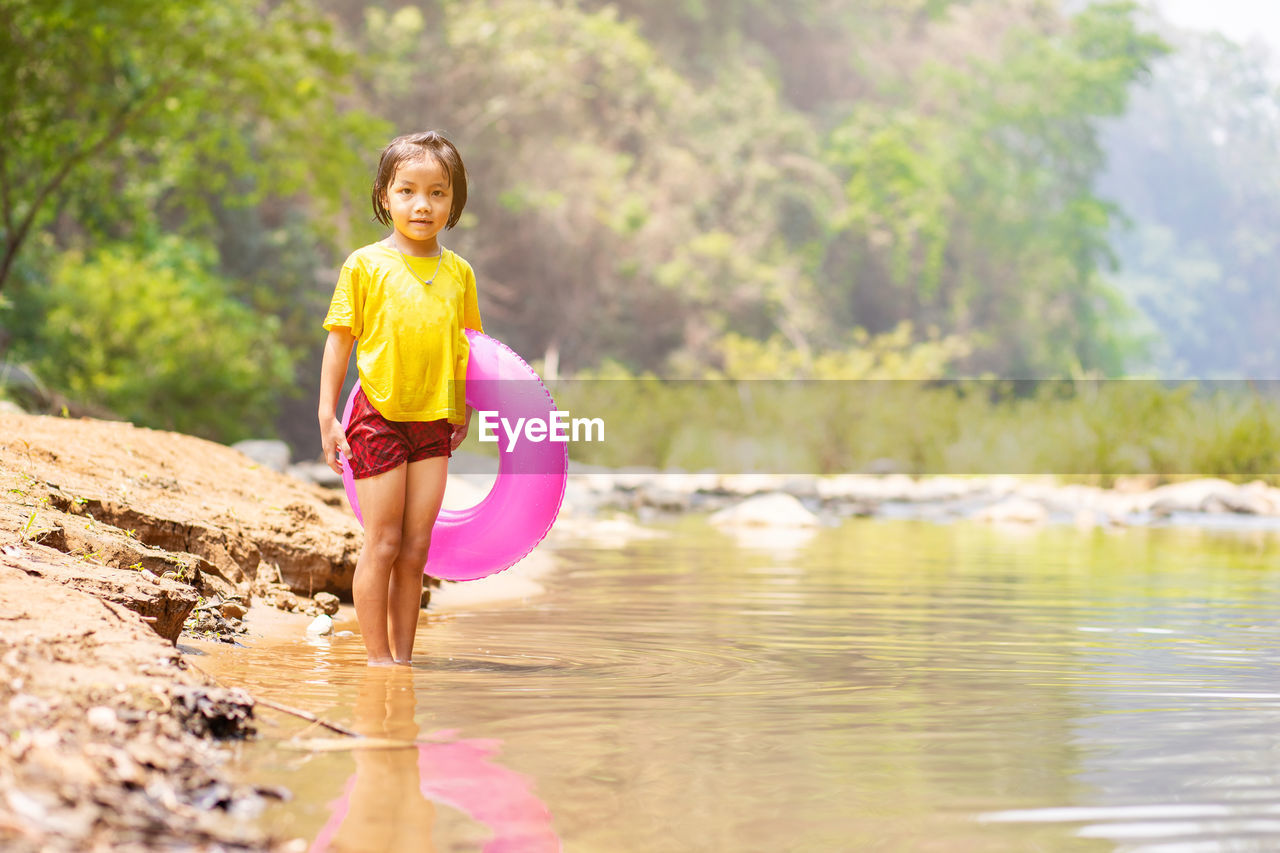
left=253, top=697, right=361, bottom=738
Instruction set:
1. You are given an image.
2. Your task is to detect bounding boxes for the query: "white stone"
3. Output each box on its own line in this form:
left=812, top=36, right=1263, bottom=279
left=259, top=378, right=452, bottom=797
left=912, top=477, right=981, bottom=501
left=709, top=492, right=820, bottom=528
left=715, top=474, right=793, bottom=496
left=1137, top=478, right=1263, bottom=514
left=974, top=497, right=1049, bottom=525
left=86, top=706, right=118, bottom=732
left=232, top=439, right=291, bottom=472
left=306, top=614, right=333, bottom=636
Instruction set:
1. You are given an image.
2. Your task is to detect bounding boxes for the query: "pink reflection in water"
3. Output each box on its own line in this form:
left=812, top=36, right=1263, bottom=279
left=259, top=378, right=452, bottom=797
left=308, top=669, right=560, bottom=852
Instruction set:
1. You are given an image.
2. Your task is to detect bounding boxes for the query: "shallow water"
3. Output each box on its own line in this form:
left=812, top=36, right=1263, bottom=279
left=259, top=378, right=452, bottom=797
left=200, top=518, right=1280, bottom=852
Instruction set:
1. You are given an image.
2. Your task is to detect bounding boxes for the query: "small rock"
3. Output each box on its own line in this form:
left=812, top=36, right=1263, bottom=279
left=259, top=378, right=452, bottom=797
left=306, top=614, right=333, bottom=636
left=232, top=439, right=291, bottom=472
left=86, top=706, right=118, bottom=732
left=219, top=602, right=246, bottom=620
left=1142, top=478, right=1249, bottom=515
left=139, top=569, right=159, bottom=583
left=313, top=592, right=340, bottom=616
left=975, top=497, right=1048, bottom=524
left=8, top=693, right=49, bottom=719
left=709, top=493, right=820, bottom=528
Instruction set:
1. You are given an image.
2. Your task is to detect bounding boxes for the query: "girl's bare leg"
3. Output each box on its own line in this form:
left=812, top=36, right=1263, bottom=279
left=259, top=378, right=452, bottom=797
left=352, top=463, right=408, bottom=665
left=388, top=456, right=449, bottom=664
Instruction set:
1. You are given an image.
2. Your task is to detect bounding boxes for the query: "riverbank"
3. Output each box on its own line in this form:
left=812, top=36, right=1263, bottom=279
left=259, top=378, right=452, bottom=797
left=0, top=410, right=364, bottom=849
left=0, top=548, right=272, bottom=850
left=559, top=469, right=1280, bottom=531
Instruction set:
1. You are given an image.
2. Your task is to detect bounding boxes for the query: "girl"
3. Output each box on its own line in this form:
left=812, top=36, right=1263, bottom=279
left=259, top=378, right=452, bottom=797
left=318, top=131, right=482, bottom=666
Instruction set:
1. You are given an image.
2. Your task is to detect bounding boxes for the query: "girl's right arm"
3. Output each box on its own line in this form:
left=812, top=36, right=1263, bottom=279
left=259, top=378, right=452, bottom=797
left=318, top=327, right=357, bottom=475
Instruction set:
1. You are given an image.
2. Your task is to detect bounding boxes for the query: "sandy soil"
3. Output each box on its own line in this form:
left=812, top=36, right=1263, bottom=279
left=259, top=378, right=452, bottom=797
left=0, top=411, right=374, bottom=849
left=0, top=541, right=277, bottom=850
left=0, top=410, right=363, bottom=608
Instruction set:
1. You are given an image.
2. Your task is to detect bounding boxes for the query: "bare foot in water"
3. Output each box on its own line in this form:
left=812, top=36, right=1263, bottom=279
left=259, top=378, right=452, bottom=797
left=368, top=657, right=398, bottom=667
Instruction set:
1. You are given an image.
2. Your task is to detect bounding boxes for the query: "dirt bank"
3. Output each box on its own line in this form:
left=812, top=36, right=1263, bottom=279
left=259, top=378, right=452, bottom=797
left=0, top=411, right=380, bottom=849
left=0, top=410, right=363, bottom=611
left=0, top=541, right=277, bottom=849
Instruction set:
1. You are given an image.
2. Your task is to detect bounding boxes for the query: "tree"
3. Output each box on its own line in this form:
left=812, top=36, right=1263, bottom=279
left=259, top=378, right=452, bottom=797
left=821, top=1, right=1167, bottom=375
left=0, top=0, right=375, bottom=295
left=350, top=0, right=838, bottom=374
left=27, top=240, right=294, bottom=440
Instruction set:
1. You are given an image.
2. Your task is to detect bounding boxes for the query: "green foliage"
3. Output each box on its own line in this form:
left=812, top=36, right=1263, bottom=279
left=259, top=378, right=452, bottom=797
left=0, top=0, right=1212, bottom=451
left=19, top=241, right=294, bottom=441
left=0, top=0, right=380, bottom=289
left=816, top=2, right=1166, bottom=375
left=561, top=369, right=1280, bottom=480
left=713, top=324, right=971, bottom=380
left=343, top=0, right=838, bottom=373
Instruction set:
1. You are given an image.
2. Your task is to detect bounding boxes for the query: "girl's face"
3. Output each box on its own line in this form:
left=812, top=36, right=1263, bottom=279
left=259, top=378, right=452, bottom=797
left=382, top=156, right=454, bottom=256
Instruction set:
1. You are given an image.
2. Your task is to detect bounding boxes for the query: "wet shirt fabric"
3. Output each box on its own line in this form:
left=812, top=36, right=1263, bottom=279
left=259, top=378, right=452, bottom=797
left=323, top=242, right=483, bottom=425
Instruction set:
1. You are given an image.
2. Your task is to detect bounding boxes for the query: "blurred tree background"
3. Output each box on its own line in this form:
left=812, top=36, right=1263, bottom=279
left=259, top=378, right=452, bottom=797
left=0, top=0, right=1274, bottom=460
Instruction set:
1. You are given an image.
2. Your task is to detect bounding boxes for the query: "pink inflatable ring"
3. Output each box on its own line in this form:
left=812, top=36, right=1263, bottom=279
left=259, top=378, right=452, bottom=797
left=340, top=330, right=567, bottom=582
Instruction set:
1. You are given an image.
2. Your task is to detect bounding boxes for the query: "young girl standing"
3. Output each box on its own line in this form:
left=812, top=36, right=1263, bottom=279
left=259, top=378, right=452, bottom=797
left=318, top=131, right=482, bottom=666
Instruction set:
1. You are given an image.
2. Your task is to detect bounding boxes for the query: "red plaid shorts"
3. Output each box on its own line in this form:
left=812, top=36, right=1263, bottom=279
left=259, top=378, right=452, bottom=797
left=344, top=385, right=453, bottom=479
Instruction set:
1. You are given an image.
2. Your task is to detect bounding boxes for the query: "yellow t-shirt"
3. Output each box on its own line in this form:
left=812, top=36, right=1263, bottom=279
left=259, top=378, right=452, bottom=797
left=323, top=242, right=483, bottom=424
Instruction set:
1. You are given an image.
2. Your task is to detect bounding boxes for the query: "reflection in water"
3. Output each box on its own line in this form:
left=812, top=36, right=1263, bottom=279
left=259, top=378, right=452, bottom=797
left=202, top=520, right=1280, bottom=850
left=309, top=669, right=560, bottom=853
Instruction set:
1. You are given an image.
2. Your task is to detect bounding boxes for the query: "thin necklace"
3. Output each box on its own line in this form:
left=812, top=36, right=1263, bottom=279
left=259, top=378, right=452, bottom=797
left=394, top=244, right=444, bottom=287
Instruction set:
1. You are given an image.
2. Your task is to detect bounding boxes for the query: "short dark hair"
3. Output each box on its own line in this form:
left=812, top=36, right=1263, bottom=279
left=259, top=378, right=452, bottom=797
left=371, top=131, right=468, bottom=229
